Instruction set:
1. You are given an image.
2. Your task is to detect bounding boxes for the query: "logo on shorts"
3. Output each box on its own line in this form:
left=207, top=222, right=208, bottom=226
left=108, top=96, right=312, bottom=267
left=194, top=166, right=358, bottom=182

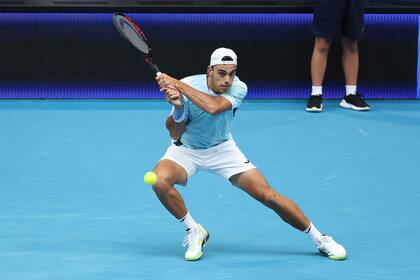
left=244, top=160, right=250, bottom=164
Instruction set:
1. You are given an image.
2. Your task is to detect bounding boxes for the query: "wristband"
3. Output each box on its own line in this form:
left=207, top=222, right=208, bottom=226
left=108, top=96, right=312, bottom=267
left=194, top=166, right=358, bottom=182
left=172, top=106, right=187, bottom=123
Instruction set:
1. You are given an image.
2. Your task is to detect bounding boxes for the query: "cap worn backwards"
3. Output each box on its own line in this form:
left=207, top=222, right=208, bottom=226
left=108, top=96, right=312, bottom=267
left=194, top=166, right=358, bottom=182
left=209, top=47, right=237, bottom=66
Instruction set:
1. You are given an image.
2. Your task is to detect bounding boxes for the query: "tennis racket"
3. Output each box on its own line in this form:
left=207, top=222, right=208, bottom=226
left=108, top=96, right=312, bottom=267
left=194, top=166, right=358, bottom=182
left=112, top=13, right=161, bottom=75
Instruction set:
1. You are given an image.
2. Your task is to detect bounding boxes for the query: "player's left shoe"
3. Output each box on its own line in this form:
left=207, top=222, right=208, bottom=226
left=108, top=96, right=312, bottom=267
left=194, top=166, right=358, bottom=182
left=340, top=93, right=370, bottom=111
left=317, top=234, right=347, bottom=260
left=182, top=224, right=210, bottom=261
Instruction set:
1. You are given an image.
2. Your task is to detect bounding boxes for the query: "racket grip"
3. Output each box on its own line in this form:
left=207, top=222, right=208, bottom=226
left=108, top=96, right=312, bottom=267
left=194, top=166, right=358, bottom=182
left=156, top=71, right=177, bottom=100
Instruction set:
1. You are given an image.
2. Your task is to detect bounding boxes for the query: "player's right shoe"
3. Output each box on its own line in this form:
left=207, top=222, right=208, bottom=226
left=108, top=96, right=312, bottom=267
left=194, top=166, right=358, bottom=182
left=182, top=224, right=210, bottom=261
left=317, top=234, right=347, bottom=260
left=306, top=95, right=323, bottom=112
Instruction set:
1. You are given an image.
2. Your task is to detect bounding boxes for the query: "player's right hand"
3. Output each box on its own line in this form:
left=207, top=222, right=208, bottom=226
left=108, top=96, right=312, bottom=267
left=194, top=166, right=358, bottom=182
left=156, top=73, right=178, bottom=91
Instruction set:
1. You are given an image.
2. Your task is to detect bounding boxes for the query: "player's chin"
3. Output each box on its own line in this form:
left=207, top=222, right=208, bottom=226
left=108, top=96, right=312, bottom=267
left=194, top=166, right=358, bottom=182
left=219, top=86, right=230, bottom=93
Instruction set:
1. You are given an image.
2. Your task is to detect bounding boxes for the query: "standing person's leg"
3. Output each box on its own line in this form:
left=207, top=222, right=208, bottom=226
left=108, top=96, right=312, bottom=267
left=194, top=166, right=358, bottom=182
left=307, top=38, right=330, bottom=112
left=311, top=37, right=332, bottom=88
left=341, top=37, right=359, bottom=87
left=152, top=146, right=209, bottom=261
left=229, top=169, right=347, bottom=260
left=339, top=0, right=370, bottom=110
left=307, top=0, right=340, bottom=112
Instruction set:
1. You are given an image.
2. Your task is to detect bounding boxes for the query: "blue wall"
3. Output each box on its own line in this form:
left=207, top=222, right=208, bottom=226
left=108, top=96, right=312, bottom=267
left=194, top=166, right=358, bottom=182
left=0, top=13, right=418, bottom=99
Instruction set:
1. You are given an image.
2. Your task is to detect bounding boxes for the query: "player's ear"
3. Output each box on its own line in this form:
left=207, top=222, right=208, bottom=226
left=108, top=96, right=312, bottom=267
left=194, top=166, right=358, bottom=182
left=207, top=66, right=213, bottom=77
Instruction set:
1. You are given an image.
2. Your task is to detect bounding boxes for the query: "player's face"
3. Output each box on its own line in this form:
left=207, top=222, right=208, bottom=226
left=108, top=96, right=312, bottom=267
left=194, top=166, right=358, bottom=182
left=207, top=64, right=237, bottom=93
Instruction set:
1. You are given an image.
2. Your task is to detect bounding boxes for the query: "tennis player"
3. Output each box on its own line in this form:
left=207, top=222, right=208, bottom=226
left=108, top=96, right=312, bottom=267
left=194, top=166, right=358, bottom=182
left=153, top=47, right=347, bottom=261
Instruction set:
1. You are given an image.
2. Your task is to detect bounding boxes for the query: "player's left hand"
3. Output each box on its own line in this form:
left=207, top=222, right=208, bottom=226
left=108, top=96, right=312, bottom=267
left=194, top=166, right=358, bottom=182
left=163, top=86, right=183, bottom=108
left=156, top=73, right=178, bottom=91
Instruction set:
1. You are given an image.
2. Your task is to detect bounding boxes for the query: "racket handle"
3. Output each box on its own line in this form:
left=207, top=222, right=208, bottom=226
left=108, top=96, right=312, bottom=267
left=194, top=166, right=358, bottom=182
left=156, top=71, right=162, bottom=76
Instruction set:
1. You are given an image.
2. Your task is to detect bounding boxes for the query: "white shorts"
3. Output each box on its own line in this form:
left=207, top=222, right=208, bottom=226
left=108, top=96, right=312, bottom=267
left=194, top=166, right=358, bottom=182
left=160, top=139, right=256, bottom=184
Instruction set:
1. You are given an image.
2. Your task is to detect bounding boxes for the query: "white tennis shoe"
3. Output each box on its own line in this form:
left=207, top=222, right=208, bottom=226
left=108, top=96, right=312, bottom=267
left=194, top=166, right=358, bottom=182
left=182, top=224, right=209, bottom=261
left=317, top=235, right=347, bottom=260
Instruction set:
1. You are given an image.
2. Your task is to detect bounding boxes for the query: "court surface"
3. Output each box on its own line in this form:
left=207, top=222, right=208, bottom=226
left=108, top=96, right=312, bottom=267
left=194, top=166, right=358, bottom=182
left=1, top=99, right=419, bottom=280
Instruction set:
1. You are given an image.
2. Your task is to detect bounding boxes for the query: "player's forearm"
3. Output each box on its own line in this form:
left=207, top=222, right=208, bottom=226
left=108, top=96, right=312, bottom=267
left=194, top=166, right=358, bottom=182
left=175, top=81, right=222, bottom=115
left=170, top=123, right=185, bottom=140
left=166, top=116, right=186, bottom=140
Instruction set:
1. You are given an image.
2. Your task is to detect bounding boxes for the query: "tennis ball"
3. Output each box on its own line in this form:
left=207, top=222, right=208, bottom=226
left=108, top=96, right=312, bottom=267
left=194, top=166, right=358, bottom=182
left=144, top=171, right=158, bottom=185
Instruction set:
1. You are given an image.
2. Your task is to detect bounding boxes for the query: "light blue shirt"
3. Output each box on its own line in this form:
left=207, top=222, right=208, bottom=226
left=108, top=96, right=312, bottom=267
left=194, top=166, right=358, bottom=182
left=176, top=74, right=247, bottom=149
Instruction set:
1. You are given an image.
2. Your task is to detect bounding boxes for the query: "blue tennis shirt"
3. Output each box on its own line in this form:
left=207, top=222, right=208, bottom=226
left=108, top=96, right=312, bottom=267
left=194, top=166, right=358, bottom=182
left=177, top=74, right=247, bottom=149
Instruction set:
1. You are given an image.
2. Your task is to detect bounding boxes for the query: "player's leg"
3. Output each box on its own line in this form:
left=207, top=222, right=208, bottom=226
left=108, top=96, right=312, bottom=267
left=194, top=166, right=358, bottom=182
left=229, top=169, right=347, bottom=260
left=153, top=147, right=209, bottom=261
left=339, top=0, right=369, bottom=110
left=152, top=159, right=189, bottom=219
left=208, top=140, right=310, bottom=231
left=229, top=169, right=310, bottom=231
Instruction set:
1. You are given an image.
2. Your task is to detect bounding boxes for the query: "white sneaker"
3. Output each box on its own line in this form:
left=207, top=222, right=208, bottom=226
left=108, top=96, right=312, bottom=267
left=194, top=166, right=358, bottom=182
left=317, top=235, right=347, bottom=260
left=182, top=224, right=209, bottom=261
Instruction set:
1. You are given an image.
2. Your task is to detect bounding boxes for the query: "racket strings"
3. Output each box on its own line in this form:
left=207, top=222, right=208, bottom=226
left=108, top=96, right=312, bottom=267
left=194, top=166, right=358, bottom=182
left=113, top=15, right=150, bottom=54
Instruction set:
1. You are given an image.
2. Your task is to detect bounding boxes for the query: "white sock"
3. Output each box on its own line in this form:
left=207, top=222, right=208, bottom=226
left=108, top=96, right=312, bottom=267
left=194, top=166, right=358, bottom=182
left=305, top=222, right=323, bottom=246
left=179, top=212, right=198, bottom=230
left=311, top=86, right=323, bottom=96
left=345, top=85, right=357, bottom=96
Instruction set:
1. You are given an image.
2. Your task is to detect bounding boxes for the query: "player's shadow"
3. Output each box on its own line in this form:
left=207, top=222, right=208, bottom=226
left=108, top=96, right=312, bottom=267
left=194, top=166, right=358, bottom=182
left=129, top=240, right=317, bottom=259
left=115, top=240, right=182, bottom=258
left=207, top=241, right=317, bottom=258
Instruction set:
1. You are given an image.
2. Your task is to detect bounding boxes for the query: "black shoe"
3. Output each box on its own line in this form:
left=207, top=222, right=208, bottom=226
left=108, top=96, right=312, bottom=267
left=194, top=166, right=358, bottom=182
left=306, top=95, right=323, bottom=112
left=340, top=93, right=370, bottom=111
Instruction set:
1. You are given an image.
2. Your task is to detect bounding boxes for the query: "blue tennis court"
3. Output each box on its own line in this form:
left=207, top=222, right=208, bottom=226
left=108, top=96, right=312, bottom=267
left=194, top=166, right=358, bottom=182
left=1, top=99, right=419, bottom=279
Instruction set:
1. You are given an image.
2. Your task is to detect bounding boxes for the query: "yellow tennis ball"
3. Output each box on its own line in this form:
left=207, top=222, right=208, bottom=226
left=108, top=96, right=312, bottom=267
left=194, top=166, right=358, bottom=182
left=144, top=171, right=158, bottom=185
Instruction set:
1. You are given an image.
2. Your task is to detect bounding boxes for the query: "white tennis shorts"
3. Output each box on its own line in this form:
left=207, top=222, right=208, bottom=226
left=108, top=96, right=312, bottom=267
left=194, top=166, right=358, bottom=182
left=160, top=139, right=256, bottom=182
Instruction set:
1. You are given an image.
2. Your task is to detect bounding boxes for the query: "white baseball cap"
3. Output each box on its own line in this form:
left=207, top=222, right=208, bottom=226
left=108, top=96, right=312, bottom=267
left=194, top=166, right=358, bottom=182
left=209, top=47, right=237, bottom=66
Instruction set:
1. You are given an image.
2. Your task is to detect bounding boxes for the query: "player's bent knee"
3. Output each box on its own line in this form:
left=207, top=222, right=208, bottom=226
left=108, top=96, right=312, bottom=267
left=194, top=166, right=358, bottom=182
left=152, top=173, right=176, bottom=194
left=260, top=190, right=279, bottom=207
left=255, top=186, right=286, bottom=210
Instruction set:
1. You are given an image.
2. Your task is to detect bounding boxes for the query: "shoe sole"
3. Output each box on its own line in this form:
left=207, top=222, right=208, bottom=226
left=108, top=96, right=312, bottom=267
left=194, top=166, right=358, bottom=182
left=339, top=100, right=370, bottom=111
left=306, top=104, right=323, bottom=112
left=329, top=255, right=347, bottom=261
left=319, top=249, right=347, bottom=261
left=184, top=231, right=210, bottom=261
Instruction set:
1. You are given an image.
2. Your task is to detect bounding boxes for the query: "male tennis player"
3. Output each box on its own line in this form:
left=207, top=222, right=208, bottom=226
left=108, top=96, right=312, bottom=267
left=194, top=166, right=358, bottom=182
left=153, top=47, right=347, bottom=261
left=307, top=0, right=369, bottom=112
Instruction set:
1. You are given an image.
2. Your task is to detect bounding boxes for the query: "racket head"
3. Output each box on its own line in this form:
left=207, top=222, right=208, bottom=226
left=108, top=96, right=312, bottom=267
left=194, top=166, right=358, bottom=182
left=113, top=13, right=151, bottom=55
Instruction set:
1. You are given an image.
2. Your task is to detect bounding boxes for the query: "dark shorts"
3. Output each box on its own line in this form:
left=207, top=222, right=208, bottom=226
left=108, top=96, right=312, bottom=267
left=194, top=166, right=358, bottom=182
left=312, top=0, right=364, bottom=40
